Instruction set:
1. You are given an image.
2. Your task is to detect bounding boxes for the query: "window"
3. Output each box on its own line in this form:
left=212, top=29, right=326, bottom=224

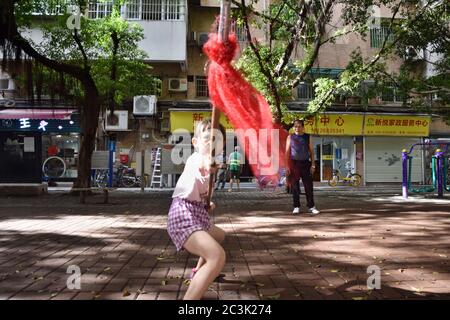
left=88, top=1, right=113, bottom=19
left=235, top=24, right=247, bottom=42
left=196, top=76, right=209, bottom=97
left=125, top=0, right=185, bottom=21
left=0, top=79, right=9, bottom=90
left=381, top=86, right=403, bottom=102
left=125, top=0, right=142, bottom=20
left=370, top=26, right=395, bottom=48
left=32, top=0, right=71, bottom=15
left=297, top=82, right=315, bottom=100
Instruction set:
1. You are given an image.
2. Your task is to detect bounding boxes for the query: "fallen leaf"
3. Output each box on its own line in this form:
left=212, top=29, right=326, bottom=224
left=294, top=293, right=301, bottom=297
left=161, top=280, right=167, bottom=286
left=103, top=267, right=111, bottom=272
left=34, top=276, right=44, bottom=281
left=315, top=264, right=322, bottom=268
left=156, top=256, right=166, bottom=261
left=438, top=254, right=448, bottom=258
left=122, top=288, right=131, bottom=297
left=330, top=269, right=339, bottom=273
left=183, top=279, right=191, bottom=286
left=50, top=293, right=58, bottom=298
left=137, top=289, right=147, bottom=294
left=352, top=297, right=367, bottom=300
left=266, top=293, right=280, bottom=300
left=93, top=293, right=101, bottom=299
left=255, top=283, right=265, bottom=287
left=399, top=269, right=405, bottom=273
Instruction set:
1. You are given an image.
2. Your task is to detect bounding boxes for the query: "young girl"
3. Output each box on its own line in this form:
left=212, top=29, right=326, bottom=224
left=167, top=119, right=226, bottom=300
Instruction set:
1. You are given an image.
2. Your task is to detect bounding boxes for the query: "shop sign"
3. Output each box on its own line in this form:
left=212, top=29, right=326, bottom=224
left=302, top=114, right=364, bottom=136
left=363, top=115, right=430, bottom=136
left=170, top=111, right=234, bottom=133
left=0, top=118, right=80, bottom=133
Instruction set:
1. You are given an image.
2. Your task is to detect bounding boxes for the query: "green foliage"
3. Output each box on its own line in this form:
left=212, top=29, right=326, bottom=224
left=16, top=0, right=158, bottom=108
left=234, top=0, right=448, bottom=124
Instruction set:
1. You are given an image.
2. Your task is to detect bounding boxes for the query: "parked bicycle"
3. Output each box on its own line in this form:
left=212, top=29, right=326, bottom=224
left=255, top=168, right=287, bottom=191
left=328, top=161, right=362, bottom=187
left=93, top=164, right=143, bottom=188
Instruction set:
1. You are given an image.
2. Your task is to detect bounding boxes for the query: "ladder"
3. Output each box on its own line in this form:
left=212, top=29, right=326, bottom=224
left=150, top=147, right=163, bottom=188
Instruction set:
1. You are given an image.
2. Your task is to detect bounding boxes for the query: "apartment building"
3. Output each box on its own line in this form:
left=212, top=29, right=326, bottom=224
left=0, top=0, right=448, bottom=186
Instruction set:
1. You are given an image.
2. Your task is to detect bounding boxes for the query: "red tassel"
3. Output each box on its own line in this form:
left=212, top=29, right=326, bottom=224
left=203, top=33, right=288, bottom=179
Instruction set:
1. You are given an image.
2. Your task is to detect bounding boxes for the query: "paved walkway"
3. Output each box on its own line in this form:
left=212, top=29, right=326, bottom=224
left=0, top=189, right=449, bottom=300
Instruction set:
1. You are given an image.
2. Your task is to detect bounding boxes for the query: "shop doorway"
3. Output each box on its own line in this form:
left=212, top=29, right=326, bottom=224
left=320, top=137, right=355, bottom=182
left=0, top=132, right=42, bottom=183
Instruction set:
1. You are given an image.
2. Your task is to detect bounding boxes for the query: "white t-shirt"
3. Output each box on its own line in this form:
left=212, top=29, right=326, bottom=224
left=172, top=152, right=210, bottom=202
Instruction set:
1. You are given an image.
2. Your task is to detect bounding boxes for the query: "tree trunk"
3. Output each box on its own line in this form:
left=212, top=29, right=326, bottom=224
left=73, top=86, right=101, bottom=191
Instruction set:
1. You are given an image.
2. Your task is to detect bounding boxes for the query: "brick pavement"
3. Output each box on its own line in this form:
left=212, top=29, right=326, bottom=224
left=0, top=189, right=449, bottom=300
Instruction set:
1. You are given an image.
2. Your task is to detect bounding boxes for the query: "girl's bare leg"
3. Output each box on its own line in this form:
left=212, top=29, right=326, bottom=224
left=193, top=226, right=225, bottom=272
left=183, top=231, right=226, bottom=300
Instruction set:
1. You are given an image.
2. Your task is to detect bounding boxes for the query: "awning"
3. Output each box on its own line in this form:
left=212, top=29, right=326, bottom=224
left=0, top=109, right=75, bottom=120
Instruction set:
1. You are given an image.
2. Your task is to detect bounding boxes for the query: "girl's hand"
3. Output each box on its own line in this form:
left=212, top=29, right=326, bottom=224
left=208, top=201, right=216, bottom=214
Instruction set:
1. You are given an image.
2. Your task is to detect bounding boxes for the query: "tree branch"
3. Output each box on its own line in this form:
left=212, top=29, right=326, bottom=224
left=290, top=0, right=335, bottom=88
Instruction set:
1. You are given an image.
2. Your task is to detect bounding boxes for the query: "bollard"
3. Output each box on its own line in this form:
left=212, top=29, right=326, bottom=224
left=436, top=149, right=444, bottom=198
left=402, top=149, right=408, bottom=198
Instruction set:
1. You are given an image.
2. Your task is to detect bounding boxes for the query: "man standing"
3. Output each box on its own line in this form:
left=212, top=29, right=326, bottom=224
left=228, top=146, right=242, bottom=192
left=286, top=119, right=320, bottom=215
left=215, top=150, right=227, bottom=190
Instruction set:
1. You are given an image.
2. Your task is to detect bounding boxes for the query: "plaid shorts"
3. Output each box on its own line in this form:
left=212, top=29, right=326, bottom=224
left=167, top=197, right=211, bottom=251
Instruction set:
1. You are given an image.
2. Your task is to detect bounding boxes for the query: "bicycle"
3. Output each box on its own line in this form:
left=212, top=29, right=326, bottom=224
left=93, top=164, right=142, bottom=188
left=328, top=161, right=362, bottom=187
left=255, top=168, right=287, bottom=191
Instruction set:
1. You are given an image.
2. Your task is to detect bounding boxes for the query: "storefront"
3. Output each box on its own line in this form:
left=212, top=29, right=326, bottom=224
left=302, top=113, right=431, bottom=184
left=363, top=114, right=430, bottom=184
left=0, top=109, right=79, bottom=183
left=169, top=110, right=432, bottom=184
left=303, top=114, right=363, bottom=182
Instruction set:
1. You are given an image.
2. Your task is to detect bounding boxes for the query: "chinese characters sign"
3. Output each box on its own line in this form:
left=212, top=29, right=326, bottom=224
left=364, top=115, right=430, bottom=136
left=170, top=111, right=431, bottom=137
left=303, top=114, right=364, bottom=136
left=170, top=111, right=234, bottom=133
left=0, top=118, right=79, bottom=133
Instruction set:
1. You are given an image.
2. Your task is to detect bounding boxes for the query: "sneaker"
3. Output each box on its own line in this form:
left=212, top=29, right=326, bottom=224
left=308, top=207, right=320, bottom=215
left=292, top=207, right=300, bottom=215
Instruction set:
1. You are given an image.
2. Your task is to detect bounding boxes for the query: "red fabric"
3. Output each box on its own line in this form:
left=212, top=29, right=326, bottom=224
left=203, top=33, right=288, bottom=178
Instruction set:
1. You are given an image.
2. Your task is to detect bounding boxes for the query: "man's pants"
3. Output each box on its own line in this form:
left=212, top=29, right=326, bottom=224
left=216, top=170, right=226, bottom=189
left=291, top=160, right=315, bottom=208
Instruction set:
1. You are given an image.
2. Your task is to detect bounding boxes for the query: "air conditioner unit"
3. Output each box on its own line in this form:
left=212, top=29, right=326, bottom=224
left=197, top=32, right=209, bottom=47
left=105, top=110, right=129, bottom=131
left=168, top=78, right=188, bottom=92
left=133, top=95, right=157, bottom=116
